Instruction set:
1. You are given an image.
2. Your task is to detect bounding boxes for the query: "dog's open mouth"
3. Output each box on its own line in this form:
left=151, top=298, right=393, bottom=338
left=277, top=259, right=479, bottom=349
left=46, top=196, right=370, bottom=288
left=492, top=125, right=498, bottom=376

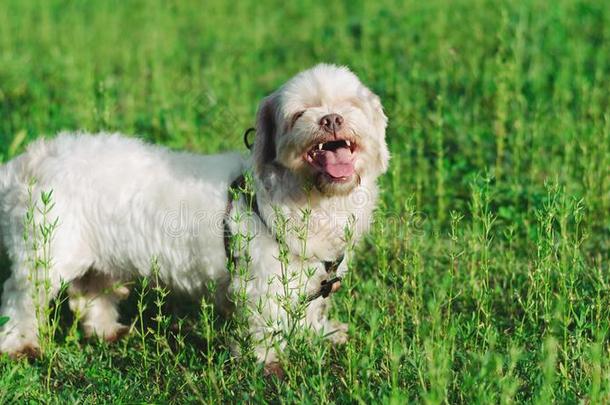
left=304, top=139, right=356, bottom=181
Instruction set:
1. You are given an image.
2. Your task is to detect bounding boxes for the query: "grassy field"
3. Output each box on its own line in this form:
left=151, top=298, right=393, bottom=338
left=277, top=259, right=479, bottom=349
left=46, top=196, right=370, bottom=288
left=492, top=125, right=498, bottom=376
left=0, top=0, right=609, bottom=402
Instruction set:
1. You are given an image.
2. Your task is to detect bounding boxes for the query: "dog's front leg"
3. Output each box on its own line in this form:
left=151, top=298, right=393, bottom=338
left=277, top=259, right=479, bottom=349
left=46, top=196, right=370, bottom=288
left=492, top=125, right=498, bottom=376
left=227, top=284, right=290, bottom=378
left=303, top=257, right=350, bottom=345
left=232, top=258, right=350, bottom=367
left=239, top=282, right=295, bottom=362
left=305, top=295, right=349, bottom=345
left=229, top=258, right=310, bottom=377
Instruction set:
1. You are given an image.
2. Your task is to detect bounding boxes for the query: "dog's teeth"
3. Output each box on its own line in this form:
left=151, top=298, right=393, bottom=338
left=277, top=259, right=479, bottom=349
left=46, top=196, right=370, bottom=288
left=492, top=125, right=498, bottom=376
left=345, top=140, right=351, bottom=147
left=318, top=143, right=323, bottom=150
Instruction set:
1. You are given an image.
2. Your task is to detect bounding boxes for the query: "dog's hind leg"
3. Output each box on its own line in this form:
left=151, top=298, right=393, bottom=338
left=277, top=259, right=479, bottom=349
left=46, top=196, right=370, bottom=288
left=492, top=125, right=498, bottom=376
left=0, top=270, right=44, bottom=357
left=68, top=271, right=129, bottom=342
left=0, top=258, right=67, bottom=358
left=306, top=297, right=348, bottom=345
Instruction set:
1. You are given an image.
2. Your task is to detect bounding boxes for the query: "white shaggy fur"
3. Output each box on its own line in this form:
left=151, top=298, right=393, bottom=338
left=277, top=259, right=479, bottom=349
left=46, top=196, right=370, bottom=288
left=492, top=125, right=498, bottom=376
left=0, top=64, right=388, bottom=363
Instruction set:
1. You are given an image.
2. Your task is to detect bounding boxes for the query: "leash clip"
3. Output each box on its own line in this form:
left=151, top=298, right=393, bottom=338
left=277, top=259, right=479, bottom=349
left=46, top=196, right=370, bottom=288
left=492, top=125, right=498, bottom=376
left=243, top=127, right=255, bottom=150
left=320, top=277, right=342, bottom=298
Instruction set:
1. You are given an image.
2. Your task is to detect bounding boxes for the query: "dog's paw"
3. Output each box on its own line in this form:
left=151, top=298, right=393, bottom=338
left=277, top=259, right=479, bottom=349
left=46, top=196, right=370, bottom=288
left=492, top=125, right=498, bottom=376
left=112, top=284, right=130, bottom=300
left=8, top=344, right=42, bottom=360
left=103, top=324, right=130, bottom=343
left=264, top=361, right=286, bottom=380
left=0, top=332, right=41, bottom=360
left=324, top=320, right=348, bottom=345
left=84, top=322, right=130, bottom=343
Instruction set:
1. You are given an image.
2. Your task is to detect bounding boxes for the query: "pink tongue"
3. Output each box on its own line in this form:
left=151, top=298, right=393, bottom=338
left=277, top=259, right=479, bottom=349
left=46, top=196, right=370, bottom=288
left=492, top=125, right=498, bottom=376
left=317, top=147, right=355, bottom=178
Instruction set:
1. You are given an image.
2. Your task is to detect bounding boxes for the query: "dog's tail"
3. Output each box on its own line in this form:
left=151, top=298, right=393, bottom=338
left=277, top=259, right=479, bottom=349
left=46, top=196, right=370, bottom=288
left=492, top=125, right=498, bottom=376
left=0, top=158, right=7, bottom=208
left=0, top=160, right=11, bottom=278
left=0, top=157, right=9, bottom=231
left=0, top=159, right=8, bottom=192
left=0, top=154, right=25, bottom=251
left=0, top=156, right=23, bottom=264
left=0, top=160, right=7, bottom=257
left=0, top=157, right=13, bottom=207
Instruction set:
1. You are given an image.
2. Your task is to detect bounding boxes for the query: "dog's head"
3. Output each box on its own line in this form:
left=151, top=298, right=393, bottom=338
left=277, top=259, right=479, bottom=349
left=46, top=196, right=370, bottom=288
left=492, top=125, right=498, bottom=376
left=253, top=64, right=389, bottom=196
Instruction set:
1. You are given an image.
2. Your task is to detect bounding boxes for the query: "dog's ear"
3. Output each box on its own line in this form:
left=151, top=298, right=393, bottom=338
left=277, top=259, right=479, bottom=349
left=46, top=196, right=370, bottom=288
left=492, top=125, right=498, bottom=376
left=366, top=91, right=390, bottom=174
left=253, top=93, right=281, bottom=174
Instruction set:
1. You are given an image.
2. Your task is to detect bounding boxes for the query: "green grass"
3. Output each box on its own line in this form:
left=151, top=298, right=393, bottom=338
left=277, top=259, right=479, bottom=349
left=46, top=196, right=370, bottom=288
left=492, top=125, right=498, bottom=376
left=1, top=0, right=609, bottom=402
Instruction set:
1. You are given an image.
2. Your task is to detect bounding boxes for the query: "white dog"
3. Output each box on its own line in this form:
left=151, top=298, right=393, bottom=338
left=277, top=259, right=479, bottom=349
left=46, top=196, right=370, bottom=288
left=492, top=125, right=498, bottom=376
left=0, top=64, right=388, bottom=368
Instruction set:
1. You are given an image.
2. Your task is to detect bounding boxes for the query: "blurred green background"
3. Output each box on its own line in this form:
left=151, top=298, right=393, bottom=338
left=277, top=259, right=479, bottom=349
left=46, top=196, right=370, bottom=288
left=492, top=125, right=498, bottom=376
left=0, top=0, right=609, bottom=402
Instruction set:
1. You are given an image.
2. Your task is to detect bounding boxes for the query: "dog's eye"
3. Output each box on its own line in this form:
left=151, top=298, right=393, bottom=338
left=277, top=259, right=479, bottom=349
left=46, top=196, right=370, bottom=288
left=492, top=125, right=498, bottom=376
left=291, top=110, right=306, bottom=127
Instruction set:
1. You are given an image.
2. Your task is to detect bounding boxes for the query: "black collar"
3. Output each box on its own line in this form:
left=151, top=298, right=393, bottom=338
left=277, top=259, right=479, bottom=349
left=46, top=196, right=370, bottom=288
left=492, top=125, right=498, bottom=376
left=223, top=174, right=344, bottom=302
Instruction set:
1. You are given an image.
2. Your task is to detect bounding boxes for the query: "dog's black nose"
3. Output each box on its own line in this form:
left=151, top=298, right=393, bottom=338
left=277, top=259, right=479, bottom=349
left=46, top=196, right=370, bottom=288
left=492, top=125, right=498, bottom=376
left=319, top=114, right=343, bottom=134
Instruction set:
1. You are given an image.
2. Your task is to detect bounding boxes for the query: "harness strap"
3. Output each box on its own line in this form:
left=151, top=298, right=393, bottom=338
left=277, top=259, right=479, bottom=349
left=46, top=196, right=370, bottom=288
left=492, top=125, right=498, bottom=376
left=223, top=174, right=344, bottom=303
left=223, top=174, right=255, bottom=271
